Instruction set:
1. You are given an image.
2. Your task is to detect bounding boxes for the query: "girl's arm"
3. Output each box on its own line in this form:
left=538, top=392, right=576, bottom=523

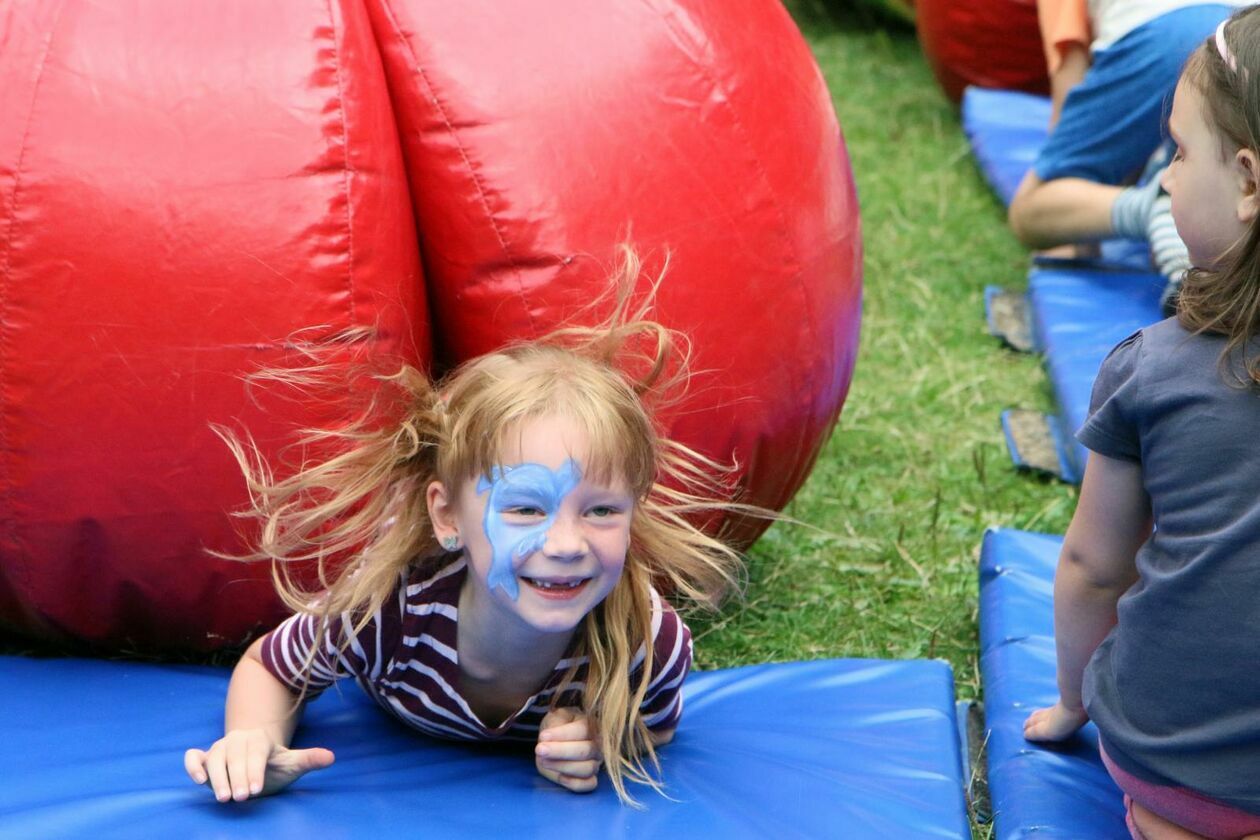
left=225, top=637, right=304, bottom=743
left=184, top=636, right=335, bottom=802
left=1025, top=452, right=1151, bottom=741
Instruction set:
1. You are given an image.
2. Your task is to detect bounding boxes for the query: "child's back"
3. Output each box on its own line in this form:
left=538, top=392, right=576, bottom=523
left=1025, top=11, right=1260, bottom=834
left=1077, top=318, right=1260, bottom=813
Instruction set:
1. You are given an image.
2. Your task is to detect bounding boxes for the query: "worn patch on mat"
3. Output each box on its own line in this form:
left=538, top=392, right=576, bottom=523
left=1004, top=409, right=1064, bottom=476
left=987, top=289, right=1033, bottom=352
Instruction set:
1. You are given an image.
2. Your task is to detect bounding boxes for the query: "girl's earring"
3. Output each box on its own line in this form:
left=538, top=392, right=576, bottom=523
left=442, top=534, right=461, bottom=552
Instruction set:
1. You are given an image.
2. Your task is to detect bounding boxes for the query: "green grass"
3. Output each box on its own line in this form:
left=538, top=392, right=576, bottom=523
left=689, top=9, right=1080, bottom=707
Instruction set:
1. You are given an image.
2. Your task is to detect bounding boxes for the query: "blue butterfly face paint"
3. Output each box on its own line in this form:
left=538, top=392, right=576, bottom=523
left=476, top=459, right=583, bottom=600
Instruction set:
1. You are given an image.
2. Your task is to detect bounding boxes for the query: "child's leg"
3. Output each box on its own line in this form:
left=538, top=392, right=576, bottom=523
left=1101, top=743, right=1260, bottom=840
left=1010, top=6, right=1234, bottom=249
left=1129, top=799, right=1211, bottom=840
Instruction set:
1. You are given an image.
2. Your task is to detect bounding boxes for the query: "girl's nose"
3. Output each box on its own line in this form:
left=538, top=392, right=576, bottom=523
left=543, top=514, right=586, bottom=560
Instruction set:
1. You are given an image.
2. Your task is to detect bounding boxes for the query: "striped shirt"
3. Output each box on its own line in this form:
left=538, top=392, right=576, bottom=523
left=259, top=558, right=692, bottom=743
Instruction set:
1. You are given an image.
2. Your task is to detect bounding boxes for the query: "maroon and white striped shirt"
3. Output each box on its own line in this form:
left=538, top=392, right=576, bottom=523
left=259, top=558, right=692, bottom=743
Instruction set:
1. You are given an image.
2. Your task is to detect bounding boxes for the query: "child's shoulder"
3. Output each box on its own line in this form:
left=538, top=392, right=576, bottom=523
left=1105, top=317, right=1213, bottom=371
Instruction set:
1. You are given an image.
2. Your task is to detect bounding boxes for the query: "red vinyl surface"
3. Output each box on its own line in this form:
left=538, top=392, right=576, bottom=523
left=916, top=0, right=1049, bottom=103
left=0, top=0, right=861, bottom=650
left=0, top=1, right=428, bottom=649
left=368, top=0, right=861, bottom=544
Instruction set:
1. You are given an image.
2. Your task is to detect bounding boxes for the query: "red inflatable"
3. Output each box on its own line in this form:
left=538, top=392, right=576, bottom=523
left=0, top=1, right=429, bottom=650
left=0, top=0, right=861, bottom=651
left=916, top=0, right=1048, bottom=103
left=368, top=0, right=860, bottom=541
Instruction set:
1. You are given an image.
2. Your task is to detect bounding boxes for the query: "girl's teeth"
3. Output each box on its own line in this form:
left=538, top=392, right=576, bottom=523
left=530, top=579, right=581, bottom=590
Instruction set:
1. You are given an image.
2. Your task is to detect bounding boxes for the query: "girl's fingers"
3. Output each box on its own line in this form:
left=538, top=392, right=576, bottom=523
left=538, top=707, right=579, bottom=733
left=204, top=748, right=233, bottom=803
left=535, top=738, right=598, bottom=761
left=538, top=758, right=600, bottom=779
left=277, top=747, right=336, bottom=779
left=556, top=771, right=599, bottom=793
left=183, top=749, right=208, bottom=785
left=1023, top=704, right=1086, bottom=742
left=536, top=762, right=599, bottom=793
left=246, top=740, right=270, bottom=798
left=226, top=743, right=252, bottom=801
left=538, top=717, right=591, bottom=743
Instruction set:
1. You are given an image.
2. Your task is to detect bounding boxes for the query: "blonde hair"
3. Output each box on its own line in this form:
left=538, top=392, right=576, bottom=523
left=1177, top=7, right=1260, bottom=386
left=222, top=249, right=751, bottom=804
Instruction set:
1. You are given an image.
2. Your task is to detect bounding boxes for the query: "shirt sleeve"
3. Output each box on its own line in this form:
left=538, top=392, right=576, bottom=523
left=637, top=589, right=693, bottom=733
left=1037, top=0, right=1091, bottom=73
left=258, top=609, right=352, bottom=697
left=259, top=592, right=395, bottom=697
left=1077, top=329, right=1144, bottom=462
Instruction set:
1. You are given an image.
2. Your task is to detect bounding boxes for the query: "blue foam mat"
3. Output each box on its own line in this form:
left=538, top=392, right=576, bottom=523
left=0, top=655, right=969, bottom=839
left=979, top=528, right=1127, bottom=839
left=961, top=87, right=1050, bottom=208
left=1028, top=266, right=1163, bottom=478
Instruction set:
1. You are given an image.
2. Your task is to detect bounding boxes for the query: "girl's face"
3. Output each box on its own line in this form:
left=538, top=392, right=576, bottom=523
left=1162, top=79, right=1258, bottom=269
left=431, top=413, right=635, bottom=640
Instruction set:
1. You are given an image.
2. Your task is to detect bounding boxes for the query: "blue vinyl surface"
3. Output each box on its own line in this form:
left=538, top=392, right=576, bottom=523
left=961, top=87, right=1050, bottom=207
left=979, top=528, right=1127, bottom=839
left=1027, top=266, right=1163, bottom=478
left=0, top=656, right=969, bottom=839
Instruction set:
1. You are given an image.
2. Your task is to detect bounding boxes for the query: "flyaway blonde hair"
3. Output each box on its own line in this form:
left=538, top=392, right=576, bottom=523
left=220, top=247, right=756, bottom=804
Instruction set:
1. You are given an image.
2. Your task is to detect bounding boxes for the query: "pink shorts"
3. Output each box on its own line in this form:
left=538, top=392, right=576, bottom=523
left=1100, top=743, right=1260, bottom=840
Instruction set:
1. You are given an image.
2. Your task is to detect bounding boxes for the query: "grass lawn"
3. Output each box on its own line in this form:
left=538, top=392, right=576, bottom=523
left=690, top=5, right=1081, bottom=709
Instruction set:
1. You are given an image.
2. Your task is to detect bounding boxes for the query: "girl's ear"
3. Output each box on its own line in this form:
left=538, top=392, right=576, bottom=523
left=427, top=480, right=459, bottom=542
left=1236, top=148, right=1260, bottom=224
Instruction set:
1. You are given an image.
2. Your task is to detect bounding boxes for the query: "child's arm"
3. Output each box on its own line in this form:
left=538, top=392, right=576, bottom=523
left=1036, top=0, right=1091, bottom=127
left=1048, top=42, right=1089, bottom=128
left=184, top=636, right=335, bottom=802
left=1025, top=452, right=1150, bottom=741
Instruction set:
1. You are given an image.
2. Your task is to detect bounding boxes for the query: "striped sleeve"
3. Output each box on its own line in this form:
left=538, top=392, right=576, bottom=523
left=637, top=589, right=693, bottom=732
left=259, top=579, right=403, bottom=696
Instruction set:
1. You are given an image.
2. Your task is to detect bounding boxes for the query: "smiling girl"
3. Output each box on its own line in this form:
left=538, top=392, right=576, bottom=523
left=184, top=252, right=750, bottom=806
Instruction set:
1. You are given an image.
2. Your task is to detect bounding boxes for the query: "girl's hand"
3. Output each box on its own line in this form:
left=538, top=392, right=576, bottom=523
left=184, top=728, right=335, bottom=802
left=1023, top=702, right=1090, bottom=743
left=535, top=707, right=602, bottom=793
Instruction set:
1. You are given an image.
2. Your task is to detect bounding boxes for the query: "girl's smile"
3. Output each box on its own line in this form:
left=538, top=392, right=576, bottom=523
left=428, top=412, right=634, bottom=644
left=520, top=577, right=592, bottom=599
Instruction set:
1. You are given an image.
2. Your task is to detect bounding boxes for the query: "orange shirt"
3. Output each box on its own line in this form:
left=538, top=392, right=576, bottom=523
left=1037, top=0, right=1091, bottom=73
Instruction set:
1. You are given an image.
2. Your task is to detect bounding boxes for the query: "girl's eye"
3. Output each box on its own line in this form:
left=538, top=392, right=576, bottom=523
left=588, top=505, right=621, bottom=518
left=504, top=506, right=545, bottom=518
left=1171, top=147, right=1184, bottom=162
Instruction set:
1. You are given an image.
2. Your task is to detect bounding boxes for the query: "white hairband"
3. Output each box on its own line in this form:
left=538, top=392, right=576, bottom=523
left=1217, top=19, right=1240, bottom=75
